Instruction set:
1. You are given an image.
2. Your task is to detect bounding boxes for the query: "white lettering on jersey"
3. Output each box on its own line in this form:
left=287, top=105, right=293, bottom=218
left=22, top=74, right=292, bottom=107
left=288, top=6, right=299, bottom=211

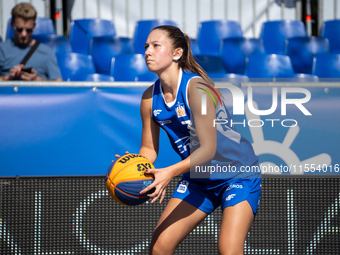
left=157, top=120, right=172, bottom=126
left=175, top=135, right=200, bottom=154
left=153, top=109, right=162, bottom=116
left=181, top=120, right=191, bottom=126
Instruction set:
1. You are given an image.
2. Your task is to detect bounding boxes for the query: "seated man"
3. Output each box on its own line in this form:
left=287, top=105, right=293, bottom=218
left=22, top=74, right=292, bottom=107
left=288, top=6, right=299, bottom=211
left=0, top=3, right=62, bottom=81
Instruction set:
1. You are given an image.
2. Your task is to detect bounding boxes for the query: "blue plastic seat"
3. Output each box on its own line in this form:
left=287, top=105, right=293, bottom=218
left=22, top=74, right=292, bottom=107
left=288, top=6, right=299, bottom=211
left=110, top=54, right=158, bottom=81
left=190, top=38, right=201, bottom=55
left=283, top=37, right=330, bottom=74
left=190, top=38, right=200, bottom=55
left=68, top=73, right=114, bottom=82
left=321, top=20, right=340, bottom=53
left=245, top=54, right=295, bottom=78
left=133, top=19, right=177, bottom=54
left=6, top=17, right=55, bottom=40
left=312, top=53, right=340, bottom=78
left=0, top=36, right=2, bottom=42
left=210, top=73, right=249, bottom=86
left=88, top=36, right=133, bottom=75
left=69, top=19, right=116, bottom=54
left=194, top=55, right=228, bottom=78
left=220, top=38, right=265, bottom=74
left=260, top=20, right=307, bottom=54
left=197, top=20, right=243, bottom=56
left=56, top=52, right=96, bottom=81
left=32, top=34, right=72, bottom=54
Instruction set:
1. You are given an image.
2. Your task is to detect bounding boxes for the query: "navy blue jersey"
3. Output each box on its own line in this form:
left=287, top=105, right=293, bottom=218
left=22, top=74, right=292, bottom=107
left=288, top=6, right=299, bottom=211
left=151, top=69, right=259, bottom=182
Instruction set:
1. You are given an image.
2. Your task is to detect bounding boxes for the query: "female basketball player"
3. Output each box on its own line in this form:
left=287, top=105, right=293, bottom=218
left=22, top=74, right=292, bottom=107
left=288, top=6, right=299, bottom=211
left=135, top=25, right=261, bottom=255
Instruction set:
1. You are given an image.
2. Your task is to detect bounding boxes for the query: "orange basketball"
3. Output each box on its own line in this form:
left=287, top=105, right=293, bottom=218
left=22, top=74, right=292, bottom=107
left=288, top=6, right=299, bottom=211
left=106, top=154, right=155, bottom=206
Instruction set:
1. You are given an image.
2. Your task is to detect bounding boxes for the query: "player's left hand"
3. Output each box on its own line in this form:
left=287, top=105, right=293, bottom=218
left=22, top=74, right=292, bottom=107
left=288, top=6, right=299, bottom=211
left=139, top=167, right=172, bottom=204
left=115, top=151, right=130, bottom=158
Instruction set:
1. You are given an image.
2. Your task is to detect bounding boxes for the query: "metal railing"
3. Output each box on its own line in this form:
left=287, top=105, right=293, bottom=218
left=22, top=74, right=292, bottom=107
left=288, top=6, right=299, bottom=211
left=1, top=1, right=340, bottom=41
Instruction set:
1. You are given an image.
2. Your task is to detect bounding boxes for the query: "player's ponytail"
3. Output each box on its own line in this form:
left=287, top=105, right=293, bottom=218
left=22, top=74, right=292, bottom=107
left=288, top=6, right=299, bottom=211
left=152, top=25, right=213, bottom=85
left=182, top=34, right=212, bottom=83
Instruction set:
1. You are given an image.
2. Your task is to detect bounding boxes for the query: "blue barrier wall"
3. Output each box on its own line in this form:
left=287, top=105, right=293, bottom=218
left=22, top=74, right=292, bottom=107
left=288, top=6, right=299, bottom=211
left=0, top=86, right=180, bottom=176
left=1, top=84, right=339, bottom=176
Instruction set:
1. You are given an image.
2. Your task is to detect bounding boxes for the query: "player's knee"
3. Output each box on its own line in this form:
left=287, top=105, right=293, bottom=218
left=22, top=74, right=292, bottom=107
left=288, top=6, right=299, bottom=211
left=149, top=243, right=172, bottom=255
left=149, top=238, right=174, bottom=255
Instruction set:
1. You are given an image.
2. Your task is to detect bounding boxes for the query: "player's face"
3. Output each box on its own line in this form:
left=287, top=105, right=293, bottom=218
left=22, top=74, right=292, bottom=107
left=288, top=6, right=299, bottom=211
left=11, top=17, right=35, bottom=46
left=144, top=29, right=174, bottom=74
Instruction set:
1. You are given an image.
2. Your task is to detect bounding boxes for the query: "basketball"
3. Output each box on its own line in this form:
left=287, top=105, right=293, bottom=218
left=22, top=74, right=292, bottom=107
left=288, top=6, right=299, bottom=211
left=106, top=153, right=155, bottom=206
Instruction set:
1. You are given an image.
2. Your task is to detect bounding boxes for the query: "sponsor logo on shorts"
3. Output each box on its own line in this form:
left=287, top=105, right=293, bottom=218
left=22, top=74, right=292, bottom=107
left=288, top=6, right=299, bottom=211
left=177, top=180, right=189, bottom=193
left=226, top=183, right=243, bottom=191
left=225, top=194, right=236, bottom=201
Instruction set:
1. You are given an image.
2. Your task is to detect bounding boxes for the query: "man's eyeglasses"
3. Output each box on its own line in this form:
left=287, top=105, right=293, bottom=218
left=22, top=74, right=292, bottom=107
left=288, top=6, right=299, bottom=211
left=13, top=26, right=34, bottom=34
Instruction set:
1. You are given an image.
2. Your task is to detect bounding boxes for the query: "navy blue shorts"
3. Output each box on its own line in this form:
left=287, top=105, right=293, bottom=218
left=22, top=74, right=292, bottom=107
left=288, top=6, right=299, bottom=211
left=172, top=177, right=262, bottom=214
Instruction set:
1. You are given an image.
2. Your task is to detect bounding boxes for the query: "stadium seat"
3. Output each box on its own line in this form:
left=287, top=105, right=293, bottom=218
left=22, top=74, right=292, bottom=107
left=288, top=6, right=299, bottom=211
left=245, top=54, right=295, bottom=78
left=260, top=20, right=307, bottom=54
left=32, top=34, right=72, bottom=54
left=0, top=36, right=2, bottom=42
left=211, top=73, right=249, bottom=86
left=190, top=38, right=200, bottom=55
left=56, top=52, right=96, bottom=81
left=283, top=37, right=330, bottom=74
left=110, top=54, right=158, bottom=81
left=321, top=20, right=340, bottom=53
left=194, top=55, right=228, bottom=78
left=88, top=36, right=133, bottom=75
left=133, top=19, right=177, bottom=54
left=312, top=53, right=340, bottom=78
left=111, top=37, right=133, bottom=54
left=197, top=20, right=243, bottom=56
left=220, top=38, right=265, bottom=74
left=6, top=17, right=55, bottom=40
left=68, top=73, right=114, bottom=82
left=69, top=19, right=116, bottom=54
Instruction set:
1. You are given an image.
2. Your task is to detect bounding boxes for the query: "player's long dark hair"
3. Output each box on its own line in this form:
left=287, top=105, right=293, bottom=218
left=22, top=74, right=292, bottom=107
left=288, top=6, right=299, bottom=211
left=152, top=25, right=214, bottom=86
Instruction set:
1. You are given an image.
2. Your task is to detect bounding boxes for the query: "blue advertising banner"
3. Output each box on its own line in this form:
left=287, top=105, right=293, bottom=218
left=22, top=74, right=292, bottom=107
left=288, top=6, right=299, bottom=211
left=0, top=86, right=180, bottom=176
left=0, top=84, right=339, bottom=176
